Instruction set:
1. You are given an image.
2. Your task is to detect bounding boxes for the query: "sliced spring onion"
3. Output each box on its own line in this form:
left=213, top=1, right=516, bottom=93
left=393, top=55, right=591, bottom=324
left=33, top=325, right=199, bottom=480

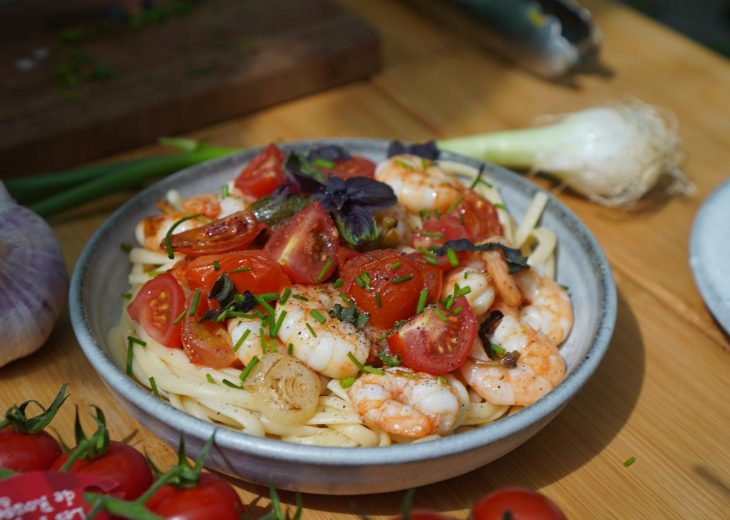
left=164, top=213, right=202, bottom=259
left=239, top=356, right=260, bottom=381
left=416, top=288, right=429, bottom=314
left=315, top=259, right=333, bottom=282
left=279, top=287, right=292, bottom=305
left=446, top=249, right=459, bottom=267
left=305, top=323, right=317, bottom=337
left=189, top=290, right=201, bottom=316
left=149, top=377, right=159, bottom=397
left=392, top=275, right=413, bottom=284
left=310, top=310, right=326, bottom=324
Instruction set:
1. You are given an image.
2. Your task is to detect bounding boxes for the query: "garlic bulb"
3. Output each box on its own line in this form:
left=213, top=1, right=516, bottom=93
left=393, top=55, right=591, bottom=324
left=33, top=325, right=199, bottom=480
left=0, top=181, right=68, bottom=367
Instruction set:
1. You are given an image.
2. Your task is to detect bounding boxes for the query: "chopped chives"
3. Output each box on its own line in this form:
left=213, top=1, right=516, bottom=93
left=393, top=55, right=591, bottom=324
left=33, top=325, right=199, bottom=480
left=279, top=287, right=292, bottom=305
left=389, top=260, right=402, bottom=271
left=315, top=259, right=333, bottom=282
left=420, top=157, right=430, bottom=170
left=347, top=352, right=364, bottom=370
left=239, top=356, right=259, bottom=381
left=446, top=249, right=459, bottom=267
left=227, top=311, right=254, bottom=319
left=454, top=285, right=472, bottom=298
left=560, top=284, right=570, bottom=291
left=310, top=309, right=326, bottom=324
left=213, top=260, right=220, bottom=271
left=437, top=375, right=448, bottom=385
left=121, top=292, right=132, bottom=299
left=253, top=308, right=266, bottom=319
left=339, top=376, right=356, bottom=389
left=164, top=213, right=202, bottom=259
left=292, top=294, right=309, bottom=302
left=120, top=242, right=133, bottom=253
left=287, top=343, right=294, bottom=355
left=423, top=255, right=439, bottom=266
left=221, top=379, right=241, bottom=389
left=451, top=305, right=463, bottom=315
left=313, top=157, right=335, bottom=168
left=433, top=308, right=449, bottom=323
left=149, top=377, right=159, bottom=397
left=147, top=270, right=165, bottom=277
left=272, top=310, right=287, bottom=336
left=363, top=365, right=385, bottom=375
left=354, top=275, right=365, bottom=288
left=361, top=272, right=371, bottom=288
left=623, top=456, right=636, bottom=468
left=469, top=164, right=485, bottom=190
left=419, top=208, right=430, bottom=220
left=375, top=292, right=382, bottom=308
left=126, top=343, right=134, bottom=375
left=305, top=322, right=317, bottom=337
left=394, top=158, right=413, bottom=170
left=416, top=288, right=429, bottom=314
left=128, top=336, right=147, bottom=347
left=174, top=309, right=186, bottom=325
left=339, top=292, right=354, bottom=305
left=256, top=296, right=275, bottom=315
left=220, top=184, right=230, bottom=198
left=189, top=289, right=201, bottom=316
left=491, top=343, right=506, bottom=356
left=495, top=203, right=507, bottom=211
left=258, top=292, right=279, bottom=302
left=442, top=294, right=455, bottom=310
left=215, top=310, right=229, bottom=322
left=333, top=278, right=344, bottom=289
left=447, top=196, right=464, bottom=214
left=392, top=275, right=413, bottom=284
left=420, top=230, right=444, bottom=239
left=259, top=327, right=268, bottom=353
left=206, top=373, right=216, bottom=384
left=233, top=329, right=251, bottom=352
left=230, top=266, right=253, bottom=274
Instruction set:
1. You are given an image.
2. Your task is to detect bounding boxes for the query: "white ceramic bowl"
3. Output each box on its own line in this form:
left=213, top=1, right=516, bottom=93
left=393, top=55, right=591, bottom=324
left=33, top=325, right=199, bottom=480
left=70, top=139, right=616, bottom=495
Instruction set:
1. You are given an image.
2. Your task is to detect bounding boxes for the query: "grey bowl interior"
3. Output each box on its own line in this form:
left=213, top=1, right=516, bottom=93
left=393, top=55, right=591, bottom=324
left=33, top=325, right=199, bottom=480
left=70, top=138, right=616, bottom=495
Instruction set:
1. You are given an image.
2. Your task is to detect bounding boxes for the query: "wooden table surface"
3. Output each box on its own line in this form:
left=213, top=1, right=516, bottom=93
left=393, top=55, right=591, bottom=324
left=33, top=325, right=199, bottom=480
left=2, top=0, right=730, bottom=517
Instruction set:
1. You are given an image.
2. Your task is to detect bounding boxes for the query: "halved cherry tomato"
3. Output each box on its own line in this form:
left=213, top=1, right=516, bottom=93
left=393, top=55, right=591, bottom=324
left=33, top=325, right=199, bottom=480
left=181, top=292, right=237, bottom=369
left=341, top=250, right=426, bottom=330
left=167, top=211, right=264, bottom=257
left=52, top=441, right=153, bottom=500
left=128, top=273, right=186, bottom=348
left=234, top=143, right=288, bottom=198
left=146, top=472, right=245, bottom=520
left=264, top=201, right=339, bottom=284
left=472, top=487, right=566, bottom=520
left=185, top=251, right=291, bottom=297
left=412, top=213, right=471, bottom=271
left=323, top=156, right=376, bottom=179
left=406, top=253, right=443, bottom=304
left=387, top=297, right=476, bottom=375
left=337, top=246, right=361, bottom=268
left=0, top=427, right=61, bottom=472
left=455, top=189, right=503, bottom=242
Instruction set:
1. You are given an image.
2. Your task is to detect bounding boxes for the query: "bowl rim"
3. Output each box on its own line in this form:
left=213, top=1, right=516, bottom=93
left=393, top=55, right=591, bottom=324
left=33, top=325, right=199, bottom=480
left=69, top=137, right=617, bottom=468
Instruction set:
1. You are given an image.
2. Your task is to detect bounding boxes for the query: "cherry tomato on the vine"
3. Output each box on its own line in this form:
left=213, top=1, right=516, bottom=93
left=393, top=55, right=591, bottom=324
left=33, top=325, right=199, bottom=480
left=127, top=273, right=186, bottom=348
left=146, top=472, right=245, bottom=520
left=0, top=427, right=61, bottom=472
left=472, top=487, right=567, bottom=520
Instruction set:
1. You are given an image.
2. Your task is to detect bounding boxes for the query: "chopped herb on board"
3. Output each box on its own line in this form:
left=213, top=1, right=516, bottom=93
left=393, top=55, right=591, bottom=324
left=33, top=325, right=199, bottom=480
left=623, top=456, right=637, bottom=467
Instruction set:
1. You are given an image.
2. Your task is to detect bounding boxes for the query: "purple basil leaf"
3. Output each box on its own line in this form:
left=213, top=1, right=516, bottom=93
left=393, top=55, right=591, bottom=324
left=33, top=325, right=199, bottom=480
left=387, top=140, right=440, bottom=160
left=306, top=145, right=352, bottom=162
left=318, top=175, right=349, bottom=211
left=333, top=204, right=378, bottom=245
left=284, top=153, right=325, bottom=193
left=343, top=176, right=397, bottom=210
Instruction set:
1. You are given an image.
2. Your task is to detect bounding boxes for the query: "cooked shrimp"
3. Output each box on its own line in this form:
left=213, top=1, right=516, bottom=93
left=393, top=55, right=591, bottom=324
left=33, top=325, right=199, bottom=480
left=134, top=215, right=201, bottom=252
left=218, top=196, right=246, bottom=218
left=515, top=269, right=573, bottom=345
left=375, top=154, right=464, bottom=214
left=181, top=193, right=221, bottom=219
left=441, top=255, right=495, bottom=318
left=228, top=315, right=278, bottom=365
left=346, top=368, right=466, bottom=438
left=460, top=316, right=565, bottom=406
left=277, top=285, right=369, bottom=379
left=482, top=248, right=523, bottom=307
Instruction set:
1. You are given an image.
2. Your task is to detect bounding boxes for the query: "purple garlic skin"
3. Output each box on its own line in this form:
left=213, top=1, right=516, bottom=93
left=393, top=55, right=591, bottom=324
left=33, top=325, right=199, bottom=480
left=0, top=181, right=68, bottom=367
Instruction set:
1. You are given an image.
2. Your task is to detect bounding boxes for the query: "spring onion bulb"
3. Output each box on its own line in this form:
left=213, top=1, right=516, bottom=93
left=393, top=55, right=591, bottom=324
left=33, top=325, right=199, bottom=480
left=438, top=100, right=693, bottom=206
left=0, top=181, right=68, bottom=367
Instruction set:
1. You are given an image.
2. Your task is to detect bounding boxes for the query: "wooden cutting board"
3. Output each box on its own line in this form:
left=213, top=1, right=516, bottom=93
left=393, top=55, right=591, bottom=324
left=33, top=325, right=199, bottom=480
left=0, top=0, right=380, bottom=176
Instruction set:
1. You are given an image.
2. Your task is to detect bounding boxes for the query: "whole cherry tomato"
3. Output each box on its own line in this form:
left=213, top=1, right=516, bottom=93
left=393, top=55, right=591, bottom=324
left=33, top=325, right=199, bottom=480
left=146, top=472, right=245, bottom=520
left=455, top=189, right=503, bottom=242
left=472, top=487, right=567, bottom=520
left=234, top=143, right=288, bottom=198
left=53, top=441, right=153, bottom=500
left=127, top=273, right=186, bottom=348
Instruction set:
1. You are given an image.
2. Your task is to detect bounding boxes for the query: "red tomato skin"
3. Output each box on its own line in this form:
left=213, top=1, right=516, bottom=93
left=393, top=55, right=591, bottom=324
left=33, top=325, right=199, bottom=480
left=127, top=273, right=186, bottom=348
left=326, top=156, right=376, bottom=179
left=146, top=473, right=245, bottom=520
left=185, top=251, right=291, bottom=297
left=234, top=143, right=288, bottom=198
left=472, top=487, right=566, bottom=520
left=405, top=253, right=443, bottom=304
left=0, top=427, right=62, bottom=472
left=264, top=202, right=339, bottom=284
left=51, top=442, right=153, bottom=500
left=181, top=294, right=237, bottom=369
left=168, top=211, right=265, bottom=257
left=456, top=190, right=503, bottom=242
left=412, top=214, right=472, bottom=271
left=387, top=297, right=476, bottom=375
left=341, top=250, right=425, bottom=330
